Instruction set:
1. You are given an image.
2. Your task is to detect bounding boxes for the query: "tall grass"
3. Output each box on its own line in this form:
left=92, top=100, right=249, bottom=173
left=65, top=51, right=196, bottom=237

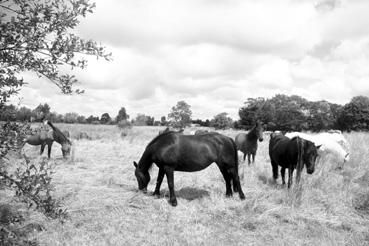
left=16, top=125, right=369, bottom=245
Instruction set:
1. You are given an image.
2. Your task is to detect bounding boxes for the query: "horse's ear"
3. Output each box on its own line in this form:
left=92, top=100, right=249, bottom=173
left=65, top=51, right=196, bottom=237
left=316, top=144, right=322, bottom=150
left=133, top=161, right=138, bottom=168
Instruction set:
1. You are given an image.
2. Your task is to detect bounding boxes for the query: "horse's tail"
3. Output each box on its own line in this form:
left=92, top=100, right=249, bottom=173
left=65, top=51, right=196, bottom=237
left=296, top=136, right=305, bottom=184
left=231, top=138, right=239, bottom=171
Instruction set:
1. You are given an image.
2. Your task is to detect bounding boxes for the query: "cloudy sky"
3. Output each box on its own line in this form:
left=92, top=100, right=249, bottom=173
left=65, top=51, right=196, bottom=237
left=15, top=0, right=369, bottom=120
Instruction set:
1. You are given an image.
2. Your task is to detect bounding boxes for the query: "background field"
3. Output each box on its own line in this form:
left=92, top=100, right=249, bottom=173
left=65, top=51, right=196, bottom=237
left=18, top=124, right=369, bottom=245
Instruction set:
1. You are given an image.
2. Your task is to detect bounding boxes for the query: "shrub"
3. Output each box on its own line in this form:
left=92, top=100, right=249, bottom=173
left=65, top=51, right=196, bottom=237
left=1, top=122, right=67, bottom=245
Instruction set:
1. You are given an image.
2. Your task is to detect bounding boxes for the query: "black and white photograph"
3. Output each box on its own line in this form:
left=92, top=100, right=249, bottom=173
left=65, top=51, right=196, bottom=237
left=1, top=0, right=368, bottom=245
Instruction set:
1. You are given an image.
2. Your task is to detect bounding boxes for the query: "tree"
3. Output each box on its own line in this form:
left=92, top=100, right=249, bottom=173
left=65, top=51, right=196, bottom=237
left=192, top=119, right=211, bottom=127
left=86, top=115, right=99, bottom=124
left=48, top=111, right=63, bottom=123
left=33, top=103, right=51, bottom=121
left=160, top=116, right=167, bottom=126
left=64, top=112, right=79, bottom=123
left=116, top=107, right=129, bottom=123
left=238, top=97, right=265, bottom=128
left=77, top=115, right=86, bottom=124
left=16, top=106, right=33, bottom=121
left=0, top=0, right=111, bottom=107
left=133, top=114, right=154, bottom=126
left=211, top=112, right=233, bottom=129
left=337, top=96, right=369, bottom=131
left=275, top=104, right=306, bottom=131
left=146, top=116, right=155, bottom=126
left=168, top=101, right=192, bottom=128
left=100, top=113, right=111, bottom=124
left=307, top=101, right=335, bottom=131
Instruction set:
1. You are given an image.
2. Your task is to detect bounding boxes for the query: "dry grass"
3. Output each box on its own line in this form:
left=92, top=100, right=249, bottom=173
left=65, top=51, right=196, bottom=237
left=13, top=125, right=369, bottom=245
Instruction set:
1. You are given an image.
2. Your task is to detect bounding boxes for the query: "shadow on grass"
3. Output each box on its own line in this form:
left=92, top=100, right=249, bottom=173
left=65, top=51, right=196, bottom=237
left=175, top=187, right=210, bottom=201
left=257, top=173, right=285, bottom=188
left=156, top=187, right=210, bottom=201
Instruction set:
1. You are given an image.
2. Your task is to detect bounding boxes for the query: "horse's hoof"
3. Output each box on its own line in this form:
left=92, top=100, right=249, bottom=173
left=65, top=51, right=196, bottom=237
left=170, top=199, right=177, bottom=206
left=226, top=193, right=233, bottom=197
left=152, top=192, right=160, bottom=198
left=239, top=193, right=245, bottom=200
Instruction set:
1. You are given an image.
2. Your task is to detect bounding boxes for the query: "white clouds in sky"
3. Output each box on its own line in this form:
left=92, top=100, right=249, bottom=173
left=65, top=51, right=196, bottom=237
left=14, top=0, right=369, bottom=119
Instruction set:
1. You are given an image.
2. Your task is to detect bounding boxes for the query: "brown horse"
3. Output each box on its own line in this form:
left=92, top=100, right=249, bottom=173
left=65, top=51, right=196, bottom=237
left=134, top=131, right=245, bottom=206
left=24, top=121, right=72, bottom=158
left=235, top=121, right=264, bottom=165
left=269, top=132, right=321, bottom=188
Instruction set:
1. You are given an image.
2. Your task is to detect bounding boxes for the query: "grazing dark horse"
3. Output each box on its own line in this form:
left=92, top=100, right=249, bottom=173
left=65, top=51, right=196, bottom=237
left=235, top=121, right=264, bottom=164
left=194, top=129, right=209, bottom=135
left=24, top=121, right=72, bottom=158
left=133, top=131, right=245, bottom=206
left=269, top=132, right=321, bottom=188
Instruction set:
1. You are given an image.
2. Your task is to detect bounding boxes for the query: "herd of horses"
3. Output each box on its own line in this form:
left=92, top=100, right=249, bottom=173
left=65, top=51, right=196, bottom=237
left=134, top=121, right=340, bottom=206
left=22, top=121, right=349, bottom=206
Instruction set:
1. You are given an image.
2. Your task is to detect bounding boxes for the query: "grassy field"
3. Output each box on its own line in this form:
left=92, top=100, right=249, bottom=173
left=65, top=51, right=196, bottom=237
left=12, top=124, right=369, bottom=245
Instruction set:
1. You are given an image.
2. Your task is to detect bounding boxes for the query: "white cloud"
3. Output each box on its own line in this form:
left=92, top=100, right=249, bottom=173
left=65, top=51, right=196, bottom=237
left=12, top=0, right=369, bottom=120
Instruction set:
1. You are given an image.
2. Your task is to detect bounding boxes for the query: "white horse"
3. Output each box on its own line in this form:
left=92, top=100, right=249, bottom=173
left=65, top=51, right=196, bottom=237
left=285, top=131, right=350, bottom=167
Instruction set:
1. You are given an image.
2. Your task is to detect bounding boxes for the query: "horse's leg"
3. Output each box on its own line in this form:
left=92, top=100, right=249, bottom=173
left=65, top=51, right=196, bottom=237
left=281, top=167, right=286, bottom=186
left=218, top=167, right=232, bottom=197
left=243, top=152, right=246, bottom=161
left=153, top=167, right=165, bottom=197
left=287, top=168, right=294, bottom=189
left=247, top=154, right=251, bottom=165
left=272, top=160, right=278, bottom=182
left=164, top=166, right=177, bottom=206
left=252, top=153, right=255, bottom=163
left=228, top=167, right=245, bottom=200
left=47, top=142, right=53, bottom=159
left=40, top=143, right=46, bottom=156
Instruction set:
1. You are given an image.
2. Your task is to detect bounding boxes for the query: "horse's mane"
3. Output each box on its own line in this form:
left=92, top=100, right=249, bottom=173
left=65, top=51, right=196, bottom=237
left=147, top=131, right=177, bottom=148
left=247, top=123, right=259, bottom=139
left=46, top=121, right=71, bottom=145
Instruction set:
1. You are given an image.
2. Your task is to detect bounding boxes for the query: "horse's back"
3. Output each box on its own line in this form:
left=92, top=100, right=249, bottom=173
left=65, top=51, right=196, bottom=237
left=269, top=135, right=298, bottom=167
left=235, top=132, right=257, bottom=154
left=287, top=132, right=349, bottom=163
left=235, top=133, right=246, bottom=149
left=25, top=131, right=53, bottom=145
left=149, top=132, right=236, bottom=171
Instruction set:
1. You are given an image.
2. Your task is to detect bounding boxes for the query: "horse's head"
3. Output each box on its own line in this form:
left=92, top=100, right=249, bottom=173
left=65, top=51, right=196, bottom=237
left=61, top=143, right=71, bottom=159
left=255, top=121, right=264, bottom=142
left=133, top=161, right=150, bottom=193
left=302, top=140, right=321, bottom=174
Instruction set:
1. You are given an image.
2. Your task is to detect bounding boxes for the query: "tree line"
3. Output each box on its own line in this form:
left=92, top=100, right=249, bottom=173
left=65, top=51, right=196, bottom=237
left=2, top=94, right=369, bottom=132
left=0, top=102, right=175, bottom=126
left=237, top=94, right=369, bottom=132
